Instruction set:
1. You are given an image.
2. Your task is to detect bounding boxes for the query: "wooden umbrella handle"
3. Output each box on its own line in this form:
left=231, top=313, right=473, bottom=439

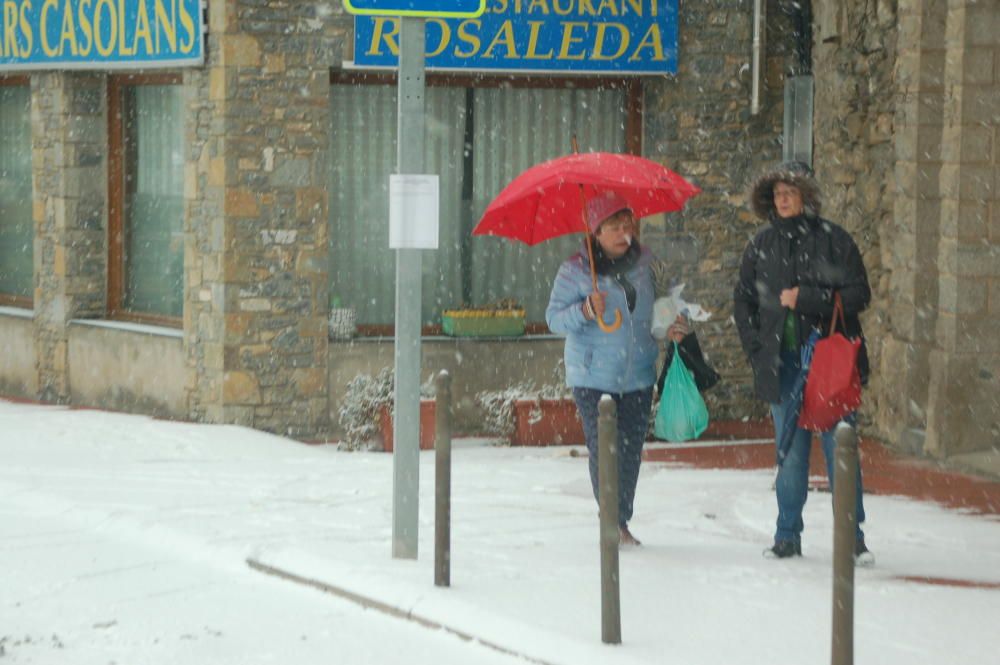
left=573, top=134, right=622, bottom=334
left=583, top=234, right=623, bottom=333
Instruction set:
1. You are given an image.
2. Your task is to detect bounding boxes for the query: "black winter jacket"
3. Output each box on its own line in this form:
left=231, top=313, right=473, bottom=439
left=733, top=214, right=871, bottom=403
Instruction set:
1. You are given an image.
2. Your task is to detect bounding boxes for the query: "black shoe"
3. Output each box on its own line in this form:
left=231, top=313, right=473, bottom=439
left=618, top=525, right=642, bottom=547
left=855, top=540, right=875, bottom=567
left=763, top=540, right=802, bottom=559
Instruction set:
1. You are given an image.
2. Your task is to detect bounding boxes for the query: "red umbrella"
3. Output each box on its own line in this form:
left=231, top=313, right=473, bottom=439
left=473, top=151, right=700, bottom=331
left=473, top=152, right=700, bottom=245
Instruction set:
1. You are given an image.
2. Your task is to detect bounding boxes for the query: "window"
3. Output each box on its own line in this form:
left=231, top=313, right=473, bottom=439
left=108, top=75, right=185, bottom=324
left=0, top=77, right=32, bottom=308
left=329, top=73, right=640, bottom=333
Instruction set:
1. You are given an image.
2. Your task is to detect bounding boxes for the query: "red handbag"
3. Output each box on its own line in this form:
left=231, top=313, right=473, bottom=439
left=798, top=293, right=862, bottom=432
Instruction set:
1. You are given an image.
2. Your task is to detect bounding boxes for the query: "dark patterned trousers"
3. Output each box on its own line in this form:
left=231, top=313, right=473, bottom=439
left=573, top=386, right=654, bottom=527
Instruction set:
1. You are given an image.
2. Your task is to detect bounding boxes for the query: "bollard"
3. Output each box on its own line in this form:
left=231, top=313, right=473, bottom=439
left=597, top=395, right=621, bottom=645
left=434, top=370, right=452, bottom=588
left=831, top=421, right=858, bottom=665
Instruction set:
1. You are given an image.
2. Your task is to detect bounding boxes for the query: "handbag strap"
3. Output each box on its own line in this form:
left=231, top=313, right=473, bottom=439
left=828, top=292, right=847, bottom=336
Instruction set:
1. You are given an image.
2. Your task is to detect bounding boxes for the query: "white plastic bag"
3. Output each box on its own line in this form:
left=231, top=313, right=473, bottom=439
left=651, top=284, right=711, bottom=340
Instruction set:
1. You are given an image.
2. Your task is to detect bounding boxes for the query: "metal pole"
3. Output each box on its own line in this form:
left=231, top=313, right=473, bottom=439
left=597, top=395, right=621, bottom=645
left=392, top=16, right=426, bottom=560
left=434, top=370, right=452, bottom=587
left=831, top=422, right=858, bottom=665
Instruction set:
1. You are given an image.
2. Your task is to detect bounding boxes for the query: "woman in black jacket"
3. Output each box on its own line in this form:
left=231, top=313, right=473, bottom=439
left=733, top=161, right=874, bottom=564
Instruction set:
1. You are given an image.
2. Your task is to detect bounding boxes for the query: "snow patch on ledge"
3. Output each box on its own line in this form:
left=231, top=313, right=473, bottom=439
left=0, top=306, right=33, bottom=319
left=70, top=318, right=183, bottom=339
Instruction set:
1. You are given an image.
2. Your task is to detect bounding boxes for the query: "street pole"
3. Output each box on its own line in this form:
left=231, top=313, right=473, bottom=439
left=598, top=395, right=621, bottom=645
left=392, top=16, right=426, bottom=560
left=434, top=370, right=452, bottom=587
left=831, top=422, right=858, bottom=665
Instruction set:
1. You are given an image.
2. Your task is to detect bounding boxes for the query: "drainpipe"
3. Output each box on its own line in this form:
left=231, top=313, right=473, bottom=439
left=783, top=0, right=814, bottom=166
left=751, top=0, right=765, bottom=115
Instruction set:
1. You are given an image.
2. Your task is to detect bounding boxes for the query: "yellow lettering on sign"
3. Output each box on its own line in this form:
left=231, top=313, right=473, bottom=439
left=592, top=22, right=627, bottom=59
left=557, top=21, right=586, bottom=60
left=490, top=0, right=506, bottom=14
left=39, top=0, right=57, bottom=56
left=178, top=0, right=194, bottom=52
left=453, top=19, right=479, bottom=57
left=117, top=0, right=133, bottom=55
left=60, top=0, right=79, bottom=55
left=629, top=22, right=663, bottom=61
left=550, top=0, right=571, bottom=16
left=524, top=20, right=552, bottom=59
left=19, top=0, right=34, bottom=56
left=153, top=0, right=176, bottom=52
left=3, top=0, right=21, bottom=57
left=94, top=0, right=116, bottom=56
left=366, top=16, right=398, bottom=56
left=426, top=18, right=450, bottom=57
left=577, top=0, right=596, bottom=16
left=77, top=0, right=93, bottom=55
left=596, top=0, right=617, bottom=15
left=526, top=0, right=548, bottom=15
left=481, top=19, right=517, bottom=58
left=133, top=0, right=152, bottom=53
left=622, top=0, right=642, bottom=15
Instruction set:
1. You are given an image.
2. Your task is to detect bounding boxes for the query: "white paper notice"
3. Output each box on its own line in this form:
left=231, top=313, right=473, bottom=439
left=389, top=174, right=439, bottom=249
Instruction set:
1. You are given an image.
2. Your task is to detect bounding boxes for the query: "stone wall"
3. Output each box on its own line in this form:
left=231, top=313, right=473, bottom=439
left=10, top=0, right=996, bottom=454
left=185, top=7, right=227, bottom=427
left=68, top=323, right=186, bottom=418
left=811, top=0, right=897, bottom=434
left=183, top=0, right=346, bottom=437
left=866, top=0, right=1000, bottom=457
left=923, top=0, right=1000, bottom=455
left=30, top=73, right=107, bottom=403
left=0, top=312, right=37, bottom=397
left=876, top=0, right=945, bottom=452
left=644, top=0, right=794, bottom=421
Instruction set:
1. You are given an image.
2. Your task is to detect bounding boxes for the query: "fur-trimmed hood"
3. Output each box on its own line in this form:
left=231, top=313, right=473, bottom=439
left=749, top=161, right=822, bottom=221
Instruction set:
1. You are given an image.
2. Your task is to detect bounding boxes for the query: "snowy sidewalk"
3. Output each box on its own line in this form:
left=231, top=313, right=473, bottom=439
left=3, top=400, right=999, bottom=664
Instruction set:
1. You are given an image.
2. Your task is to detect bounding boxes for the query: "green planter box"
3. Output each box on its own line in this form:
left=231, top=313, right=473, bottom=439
left=442, top=311, right=526, bottom=337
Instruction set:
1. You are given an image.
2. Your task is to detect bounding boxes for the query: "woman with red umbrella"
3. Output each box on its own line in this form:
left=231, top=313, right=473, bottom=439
left=546, top=191, right=688, bottom=546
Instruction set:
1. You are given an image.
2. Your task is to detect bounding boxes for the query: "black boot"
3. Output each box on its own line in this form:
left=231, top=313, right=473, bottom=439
left=763, top=539, right=802, bottom=559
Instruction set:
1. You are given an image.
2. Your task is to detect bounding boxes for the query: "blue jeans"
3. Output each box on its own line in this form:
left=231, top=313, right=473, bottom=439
left=574, top=386, right=654, bottom=527
left=771, top=351, right=866, bottom=544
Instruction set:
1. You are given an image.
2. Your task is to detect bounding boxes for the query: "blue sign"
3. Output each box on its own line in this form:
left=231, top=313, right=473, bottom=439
left=344, top=0, right=486, bottom=18
left=352, top=0, right=677, bottom=75
left=0, top=0, right=204, bottom=71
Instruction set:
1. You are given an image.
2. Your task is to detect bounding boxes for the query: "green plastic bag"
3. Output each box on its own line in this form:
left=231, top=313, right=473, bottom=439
left=654, top=343, right=709, bottom=442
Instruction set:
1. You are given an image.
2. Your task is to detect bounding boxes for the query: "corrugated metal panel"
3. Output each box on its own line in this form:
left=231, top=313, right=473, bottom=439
left=330, top=84, right=398, bottom=324
left=123, top=85, right=185, bottom=317
left=470, top=86, right=626, bottom=321
left=331, top=83, right=627, bottom=325
left=0, top=85, right=32, bottom=298
left=330, top=84, right=466, bottom=325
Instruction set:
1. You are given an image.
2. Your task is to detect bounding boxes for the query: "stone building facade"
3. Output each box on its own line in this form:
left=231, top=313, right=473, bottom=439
left=1, top=0, right=997, bottom=459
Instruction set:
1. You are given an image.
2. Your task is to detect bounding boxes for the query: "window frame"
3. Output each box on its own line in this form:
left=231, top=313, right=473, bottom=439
left=328, top=71, right=643, bottom=336
left=107, top=73, right=184, bottom=328
left=0, top=75, right=33, bottom=309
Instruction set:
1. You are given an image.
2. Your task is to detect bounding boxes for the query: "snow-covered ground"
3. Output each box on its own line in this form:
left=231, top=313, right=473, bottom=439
left=2, top=399, right=999, bottom=664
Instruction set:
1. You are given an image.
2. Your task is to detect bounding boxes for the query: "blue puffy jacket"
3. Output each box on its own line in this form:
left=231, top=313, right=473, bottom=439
left=545, top=245, right=659, bottom=394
